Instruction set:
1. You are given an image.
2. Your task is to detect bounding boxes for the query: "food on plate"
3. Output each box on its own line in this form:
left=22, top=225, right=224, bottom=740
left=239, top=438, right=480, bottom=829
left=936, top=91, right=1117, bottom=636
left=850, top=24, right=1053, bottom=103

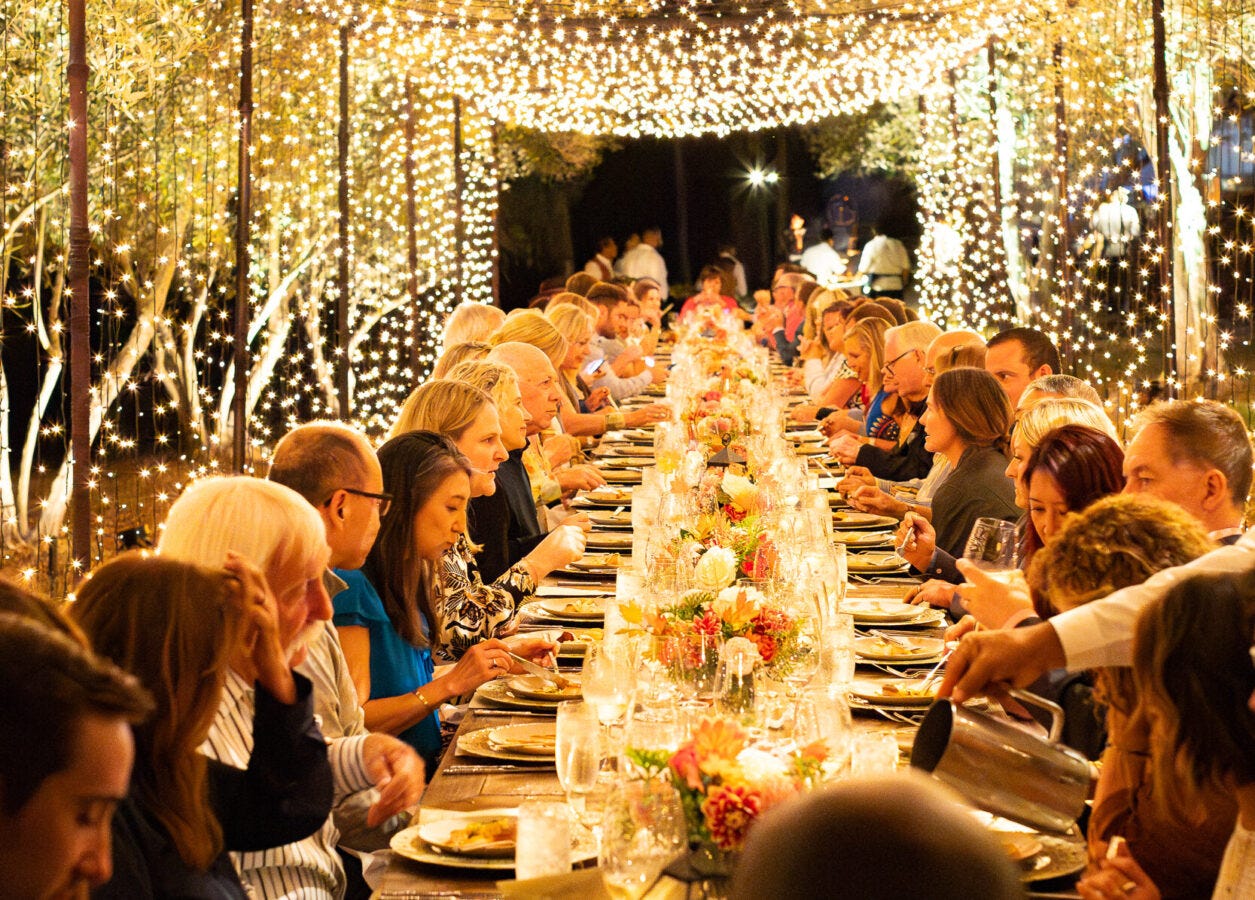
left=561, top=598, right=602, bottom=616
left=866, top=637, right=916, bottom=656
left=446, top=817, right=517, bottom=850
left=880, top=682, right=936, bottom=698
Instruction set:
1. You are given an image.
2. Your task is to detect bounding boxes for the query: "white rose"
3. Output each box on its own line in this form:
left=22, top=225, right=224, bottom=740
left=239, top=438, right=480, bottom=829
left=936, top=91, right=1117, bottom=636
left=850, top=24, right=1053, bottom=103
left=693, top=546, right=739, bottom=591
left=722, top=636, right=761, bottom=667
left=721, top=472, right=759, bottom=511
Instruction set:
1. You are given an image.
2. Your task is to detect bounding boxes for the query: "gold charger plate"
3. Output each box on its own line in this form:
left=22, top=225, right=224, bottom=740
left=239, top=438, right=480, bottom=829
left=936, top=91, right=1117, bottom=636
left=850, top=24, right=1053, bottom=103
left=588, top=510, right=633, bottom=528
left=599, top=468, right=643, bottom=484
left=485, top=722, right=559, bottom=756
left=474, top=678, right=565, bottom=710
left=504, top=674, right=582, bottom=702
left=831, top=511, right=899, bottom=530
left=849, top=678, right=939, bottom=708
left=586, top=531, right=633, bottom=550
left=833, top=530, right=894, bottom=547
left=458, top=725, right=558, bottom=762
left=568, top=553, right=623, bottom=573
left=391, top=822, right=516, bottom=870
left=596, top=444, right=655, bottom=457
left=843, top=599, right=925, bottom=623
left=853, top=635, right=946, bottom=662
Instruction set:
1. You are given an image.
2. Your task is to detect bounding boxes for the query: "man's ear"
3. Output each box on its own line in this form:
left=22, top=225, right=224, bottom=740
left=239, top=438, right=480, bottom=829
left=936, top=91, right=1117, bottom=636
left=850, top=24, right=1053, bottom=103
left=1200, top=469, right=1229, bottom=512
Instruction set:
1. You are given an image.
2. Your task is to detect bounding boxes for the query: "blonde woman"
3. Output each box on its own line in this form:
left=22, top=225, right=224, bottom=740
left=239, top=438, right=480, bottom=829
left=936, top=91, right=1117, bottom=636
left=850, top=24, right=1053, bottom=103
left=442, top=302, right=505, bottom=351
left=431, top=340, right=490, bottom=379
left=390, top=379, right=583, bottom=658
left=546, top=304, right=668, bottom=437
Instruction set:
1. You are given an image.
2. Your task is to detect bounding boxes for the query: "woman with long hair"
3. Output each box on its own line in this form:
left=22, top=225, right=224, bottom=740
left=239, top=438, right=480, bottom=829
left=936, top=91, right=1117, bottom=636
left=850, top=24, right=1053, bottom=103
left=896, top=367, right=1018, bottom=571
left=72, top=554, right=332, bottom=898
left=388, top=379, right=583, bottom=658
left=1078, top=569, right=1255, bottom=900
left=334, top=431, right=552, bottom=772
left=816, top=317, right=894, bottom=443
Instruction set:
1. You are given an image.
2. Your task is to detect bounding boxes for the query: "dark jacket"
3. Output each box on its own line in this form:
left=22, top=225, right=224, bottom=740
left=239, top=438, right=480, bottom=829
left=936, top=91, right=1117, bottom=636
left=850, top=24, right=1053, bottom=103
left=469, top=449, right=545, bottom=583
left=853, top=401, right=934, bottom=482
left=96, top=674, right=333, bottom=899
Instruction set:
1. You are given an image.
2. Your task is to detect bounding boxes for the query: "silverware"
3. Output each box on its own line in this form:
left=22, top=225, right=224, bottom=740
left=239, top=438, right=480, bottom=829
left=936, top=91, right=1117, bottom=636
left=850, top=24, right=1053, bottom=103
left=507, top=651, right=571, bottom=689
left=895, top=522, right=917, bottom=556
left=916, top=643, right=957, bottom=693
left=868, top=629, right=914, bottom=650
left=442, top=764, right=556, bottom=774
left=469, top=708, right=557, bottom=718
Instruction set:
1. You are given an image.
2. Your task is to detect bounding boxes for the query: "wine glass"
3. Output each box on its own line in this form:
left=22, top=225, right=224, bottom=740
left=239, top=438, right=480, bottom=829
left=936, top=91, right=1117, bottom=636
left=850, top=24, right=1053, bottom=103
left=581, top=643, right=634, bottom=729
left=556, top=701, right=603, bottom=832
left=599, top=779, right=688, bottom=899
left=666, top=631, right=722, bottom=709
left=963, top=517, right=1019, bottom=577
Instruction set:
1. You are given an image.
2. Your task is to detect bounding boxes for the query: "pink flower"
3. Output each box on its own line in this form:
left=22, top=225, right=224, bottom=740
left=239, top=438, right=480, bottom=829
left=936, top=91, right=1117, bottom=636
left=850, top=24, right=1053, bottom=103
left=693, top=609, right=722, bottom=636
left=701, top=784, right=763, bottom=850
left=669, top=745, right=704, bottom=791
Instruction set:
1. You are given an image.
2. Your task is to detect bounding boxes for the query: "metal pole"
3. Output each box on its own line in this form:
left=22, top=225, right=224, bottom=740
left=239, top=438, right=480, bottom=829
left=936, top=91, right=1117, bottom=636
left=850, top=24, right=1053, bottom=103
left=336, top=24, right=351, bottom=416
left=1151, top=0, right=1176, bottom=395
left=67, top=0, right=92, bottom=567
left=453, top=96, right=465, bottom=304
left=404, top=75, right=421, bottom=375
left=232, top=0, right=254, bottom=472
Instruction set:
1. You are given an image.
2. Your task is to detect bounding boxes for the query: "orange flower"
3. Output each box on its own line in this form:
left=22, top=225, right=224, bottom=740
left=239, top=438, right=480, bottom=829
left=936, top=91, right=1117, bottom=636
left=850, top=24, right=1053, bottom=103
left=691, top=717, right=747, bottom=764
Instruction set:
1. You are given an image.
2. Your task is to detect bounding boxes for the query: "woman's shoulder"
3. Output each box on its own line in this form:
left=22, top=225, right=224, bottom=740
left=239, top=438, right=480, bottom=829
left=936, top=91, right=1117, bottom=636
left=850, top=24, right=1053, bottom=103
left=331, top=569, right=388, bottom=621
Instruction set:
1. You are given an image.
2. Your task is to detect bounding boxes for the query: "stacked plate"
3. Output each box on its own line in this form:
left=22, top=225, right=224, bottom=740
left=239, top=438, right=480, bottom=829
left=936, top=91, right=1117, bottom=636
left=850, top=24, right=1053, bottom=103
left=554, top=627, right=603, bottom=657
left=564, top=553, right=623, bottom=577
left=833, top=529, right=894, bottom=548
left=588, top=509, right=633, bottom=529
left=847, top=551, right=910, bottom=575
left=853, top=634, right=946, bottom=664
left=390, top=812, right=600, bottom=871
left=843, top=599, right=945, bottom=627
left=848, top=677, right=940, bottom=709
left=832, top=511, right=899, bottom=530
left=528, top=596, right=607, bottom=623
left=586, top=531, right=633, bottom=551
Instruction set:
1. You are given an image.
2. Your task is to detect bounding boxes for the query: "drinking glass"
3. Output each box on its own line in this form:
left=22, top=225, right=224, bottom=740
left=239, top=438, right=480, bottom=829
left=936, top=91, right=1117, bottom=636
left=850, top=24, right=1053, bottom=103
left=582, top=643, right=634, bottom=728
left=963, top=517, right=1019, bottom=574
left=792, top=686, right=853, bottom=780
left=850, top=732, right=900, bottom=777
left=516, top=800, right=572, bottom=880
left=556, top=701, right=603, bottom=827
left=599, top=779, right=687, bottom=899
left=666, top=631, right=722, bottom=708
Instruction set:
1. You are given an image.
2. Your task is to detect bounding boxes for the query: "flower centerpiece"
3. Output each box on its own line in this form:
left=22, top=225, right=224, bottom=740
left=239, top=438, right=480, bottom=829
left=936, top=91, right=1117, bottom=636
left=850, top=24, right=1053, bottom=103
left=627, top=718, right=828, bottom=865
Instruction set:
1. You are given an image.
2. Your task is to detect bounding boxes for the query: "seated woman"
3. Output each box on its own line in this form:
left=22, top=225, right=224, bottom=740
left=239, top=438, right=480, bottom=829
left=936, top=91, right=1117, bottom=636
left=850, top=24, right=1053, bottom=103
left=1079, top=568, right=1255, bottom=900
left=335, top=431, right=554, bottom=772
left=679, top=265, right=740, bottom=320
left=388, top=379, right=583, bottom=659
left=73, top=554, right=333, bottom=899
left=441, top=301, right=505, bottom=352
left=895, top=367, right=1018, bottom=575
left=545, top=304, right=667, bottom=437
left=1029, top=494, right=1235, bottom=871
left=816, top=318, right=893, bottom=447
left=909, top=399, right=1120, bottom=604
left=796, top=296, right=860, bottom=408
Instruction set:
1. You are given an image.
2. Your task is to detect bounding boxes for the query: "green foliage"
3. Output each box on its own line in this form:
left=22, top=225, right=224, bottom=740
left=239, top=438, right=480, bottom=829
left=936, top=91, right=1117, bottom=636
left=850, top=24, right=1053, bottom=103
left=803, top=102, right=922, bottom=179
left=496, top=126, right=620, bottom=183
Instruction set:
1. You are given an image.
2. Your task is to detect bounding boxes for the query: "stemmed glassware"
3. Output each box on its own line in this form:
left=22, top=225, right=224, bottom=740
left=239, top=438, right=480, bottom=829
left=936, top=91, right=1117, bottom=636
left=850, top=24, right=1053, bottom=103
left=963, top=517, right=1019, bottom=575
left=556, top=701, right=603, bottom=834
left=599, top=779, right=688, bottom=899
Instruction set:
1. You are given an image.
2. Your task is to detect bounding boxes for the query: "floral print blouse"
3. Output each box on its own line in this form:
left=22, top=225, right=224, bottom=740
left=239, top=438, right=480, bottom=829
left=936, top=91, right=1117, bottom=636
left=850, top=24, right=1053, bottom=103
left=434, top=533, right=536, bottom=662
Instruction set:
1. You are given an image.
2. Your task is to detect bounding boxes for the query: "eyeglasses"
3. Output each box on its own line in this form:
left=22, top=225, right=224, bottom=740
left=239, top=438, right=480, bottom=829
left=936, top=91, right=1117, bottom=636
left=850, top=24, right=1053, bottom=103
left=325, top=487, right=393, bottom=517
left=882, top=348, right=919, bottom=377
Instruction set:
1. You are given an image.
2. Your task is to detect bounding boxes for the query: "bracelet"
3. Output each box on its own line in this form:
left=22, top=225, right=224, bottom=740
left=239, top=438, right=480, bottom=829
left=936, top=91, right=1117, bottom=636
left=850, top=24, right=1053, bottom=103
left=604, top=410, right=625, bottom=431
left=414, top=686, right=434, bottom=711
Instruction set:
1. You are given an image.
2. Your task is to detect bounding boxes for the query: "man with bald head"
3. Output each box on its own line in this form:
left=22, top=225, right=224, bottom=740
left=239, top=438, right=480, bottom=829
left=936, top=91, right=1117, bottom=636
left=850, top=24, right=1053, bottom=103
left=469, top=343, right=587, bottom=581
left=754, top=271, right=811, bottom=365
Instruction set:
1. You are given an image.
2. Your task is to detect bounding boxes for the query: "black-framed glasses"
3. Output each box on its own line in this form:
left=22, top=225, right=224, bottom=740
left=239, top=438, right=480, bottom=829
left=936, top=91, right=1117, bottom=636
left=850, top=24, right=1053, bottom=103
left=325, top=487, right=393, bottom=517
left=882, top=348, right=919, bottom=377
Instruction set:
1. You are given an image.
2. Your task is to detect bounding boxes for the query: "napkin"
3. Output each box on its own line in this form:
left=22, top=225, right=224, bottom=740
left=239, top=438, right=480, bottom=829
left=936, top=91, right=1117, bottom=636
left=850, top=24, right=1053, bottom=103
left=496, top=868, right=689, bottom=899
left=536, top=586, right=612, bottom=598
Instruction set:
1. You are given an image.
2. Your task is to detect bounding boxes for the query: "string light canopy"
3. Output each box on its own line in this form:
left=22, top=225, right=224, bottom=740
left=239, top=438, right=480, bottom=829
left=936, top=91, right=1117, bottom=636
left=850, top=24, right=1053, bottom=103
left=323, top=0, right=1023, bottom=137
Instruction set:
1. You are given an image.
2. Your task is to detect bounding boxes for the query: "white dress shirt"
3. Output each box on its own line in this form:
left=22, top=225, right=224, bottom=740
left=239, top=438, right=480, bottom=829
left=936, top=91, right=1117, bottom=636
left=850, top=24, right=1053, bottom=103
left=616, top=243, right=668, bottom=297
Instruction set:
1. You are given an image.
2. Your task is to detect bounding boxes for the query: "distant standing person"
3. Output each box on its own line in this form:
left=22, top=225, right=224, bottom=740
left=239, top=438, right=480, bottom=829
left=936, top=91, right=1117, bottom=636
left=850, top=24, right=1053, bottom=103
left=800, top=227, right=848, bottom=287
left=582, top=236, right=617, bottom=282
left=717, top=242, right=749, bottom=298
left=857, top=225, right=911, bottom=300
left=615, top=226, right=668, bottom=298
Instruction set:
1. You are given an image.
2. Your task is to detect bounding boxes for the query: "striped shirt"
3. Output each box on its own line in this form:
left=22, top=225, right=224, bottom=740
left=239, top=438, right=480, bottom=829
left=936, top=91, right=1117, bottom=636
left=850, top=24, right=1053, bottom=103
left=204, top=666, right=373, bottom=899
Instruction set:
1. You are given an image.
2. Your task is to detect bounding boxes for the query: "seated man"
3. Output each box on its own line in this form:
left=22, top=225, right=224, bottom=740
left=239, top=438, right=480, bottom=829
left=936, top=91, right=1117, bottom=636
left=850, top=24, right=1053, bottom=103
left=1122, top=398, right=1251, bottom=544
left=730, top=772, right=1025, bottom=899
left=0, top=612, right=152, bottom=898
left=586, top=283, right=665, bottom=401
left=984, top=326, right=1060, bottom=408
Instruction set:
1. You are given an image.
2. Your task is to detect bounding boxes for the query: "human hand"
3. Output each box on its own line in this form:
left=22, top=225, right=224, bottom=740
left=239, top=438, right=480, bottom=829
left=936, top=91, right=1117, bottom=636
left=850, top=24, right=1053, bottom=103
left=224, top=552, right=296, bottom=704
left=648, top=363, right=668, bottom=385
left=562, top=512, right=593, bottom=533
left=955, top=559, right=1034, bottom=629
left=1077, top=839, right=1161, bottom=900
left=556, top=465, right=606, bottom=494
left=360, top=734, right=425, bottom=827
left=543, top=434, right=578, bottom=468
left=502, top=634, right=559, bottom=668
left=524, top=524, right=587, bottom=580
left=828, top=432, right=862, bottom=465
left=444, top=639, right=515, bottom=695
left=820, top=413, right=857, bottom=438
left=893, top=511, right=935, bottom=571
left=586, top=387, right=611, bottom=411
left=790, top=404, right=820, bottom=423
left=904, top=578, right=959, bottom=610
left=937, top=621, right=1066, bottom=703
left=849, top=485, right=905, bottom=517
left=943, top=615, right=979, bottom=643
left=624, top=403, right=670, bottom=427
left=835, top=466, right=876, bottom=492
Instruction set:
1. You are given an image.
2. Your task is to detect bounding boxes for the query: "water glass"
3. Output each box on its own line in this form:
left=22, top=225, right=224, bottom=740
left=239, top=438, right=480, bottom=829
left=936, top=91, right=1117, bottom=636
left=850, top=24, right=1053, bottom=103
left=665, top=631, right=722, bottom=707
left=556, top=701, right=602, bottom=822
left=792, top=687, right=853, bottom=779
left=582, top=643, right=634, bottom=727
left=963, top=517, right=1019, bottom=573
left=599, top=779, right=687, bottom=899
left=516, top=800, right=572, bottom=880
left=821, top=612, right=856, bottom=689
left=850, top=732, right=900, bottom=777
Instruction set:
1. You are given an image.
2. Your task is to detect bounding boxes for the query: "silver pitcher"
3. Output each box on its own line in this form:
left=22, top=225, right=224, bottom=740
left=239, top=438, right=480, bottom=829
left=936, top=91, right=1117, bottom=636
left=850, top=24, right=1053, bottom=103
left=909, top=688, right=1092, bottom=834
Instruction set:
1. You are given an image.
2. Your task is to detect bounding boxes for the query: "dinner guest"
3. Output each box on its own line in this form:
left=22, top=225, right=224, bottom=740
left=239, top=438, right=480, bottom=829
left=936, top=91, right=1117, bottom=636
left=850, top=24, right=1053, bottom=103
left=1028, top=494, right=1234, bottom=888
left=731, top=772, right=1026, bottom=899
left=813, top=317, right=889, bottom=438
left=440, top=301, right=504, bottom=352
left=159, top=476, right=401, bottom=899
left=73, top=554, right=334, bottom=899
left=680, top=264, right=740, bottom=320
left=334, top=431, right=554, bottom=773
left=893, top=367, right=1017, bottom=577
left=0, top=613, right=151, bottom=899
left=386, top=380, right=584, bottom=658
left=430, top=340, right=490, bottom=379
left=984, top=326, right=1060, bottom=407
left=1078, top=569, right=1255, bottom=900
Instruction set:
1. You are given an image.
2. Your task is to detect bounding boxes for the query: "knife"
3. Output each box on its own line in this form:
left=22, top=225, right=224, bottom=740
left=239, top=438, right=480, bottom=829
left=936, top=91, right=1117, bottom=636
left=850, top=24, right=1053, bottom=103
left=507, top=652, right=572, bottom=689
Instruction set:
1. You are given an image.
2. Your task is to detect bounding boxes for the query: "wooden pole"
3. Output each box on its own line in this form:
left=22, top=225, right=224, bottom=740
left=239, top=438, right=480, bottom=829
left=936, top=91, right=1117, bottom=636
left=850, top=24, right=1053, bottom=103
left=67, top=0, right=92, bottom=567
left=453, top=96, right=465, bottom=304
left=232, top=0, right=254, bottom=472
left=336, top=24, right=351, bottom=416
left=1151, top=0, right=1176, bottom=396
left=987, top=42, right=1002, bottom=215
left=404, top=75, right=421, bottom=374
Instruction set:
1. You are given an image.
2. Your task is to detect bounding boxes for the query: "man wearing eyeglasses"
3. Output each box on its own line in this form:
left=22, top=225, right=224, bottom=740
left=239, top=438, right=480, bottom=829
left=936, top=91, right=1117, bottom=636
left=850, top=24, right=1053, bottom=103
left=267, top=423, right=426, bottom=897
left=830, top=321, right=941, bottom=482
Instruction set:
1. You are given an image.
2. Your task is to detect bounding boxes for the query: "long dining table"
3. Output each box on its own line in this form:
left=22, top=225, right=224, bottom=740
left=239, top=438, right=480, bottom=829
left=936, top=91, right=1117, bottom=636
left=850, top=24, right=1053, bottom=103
left=371, top=380, right=1088, bottom=898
